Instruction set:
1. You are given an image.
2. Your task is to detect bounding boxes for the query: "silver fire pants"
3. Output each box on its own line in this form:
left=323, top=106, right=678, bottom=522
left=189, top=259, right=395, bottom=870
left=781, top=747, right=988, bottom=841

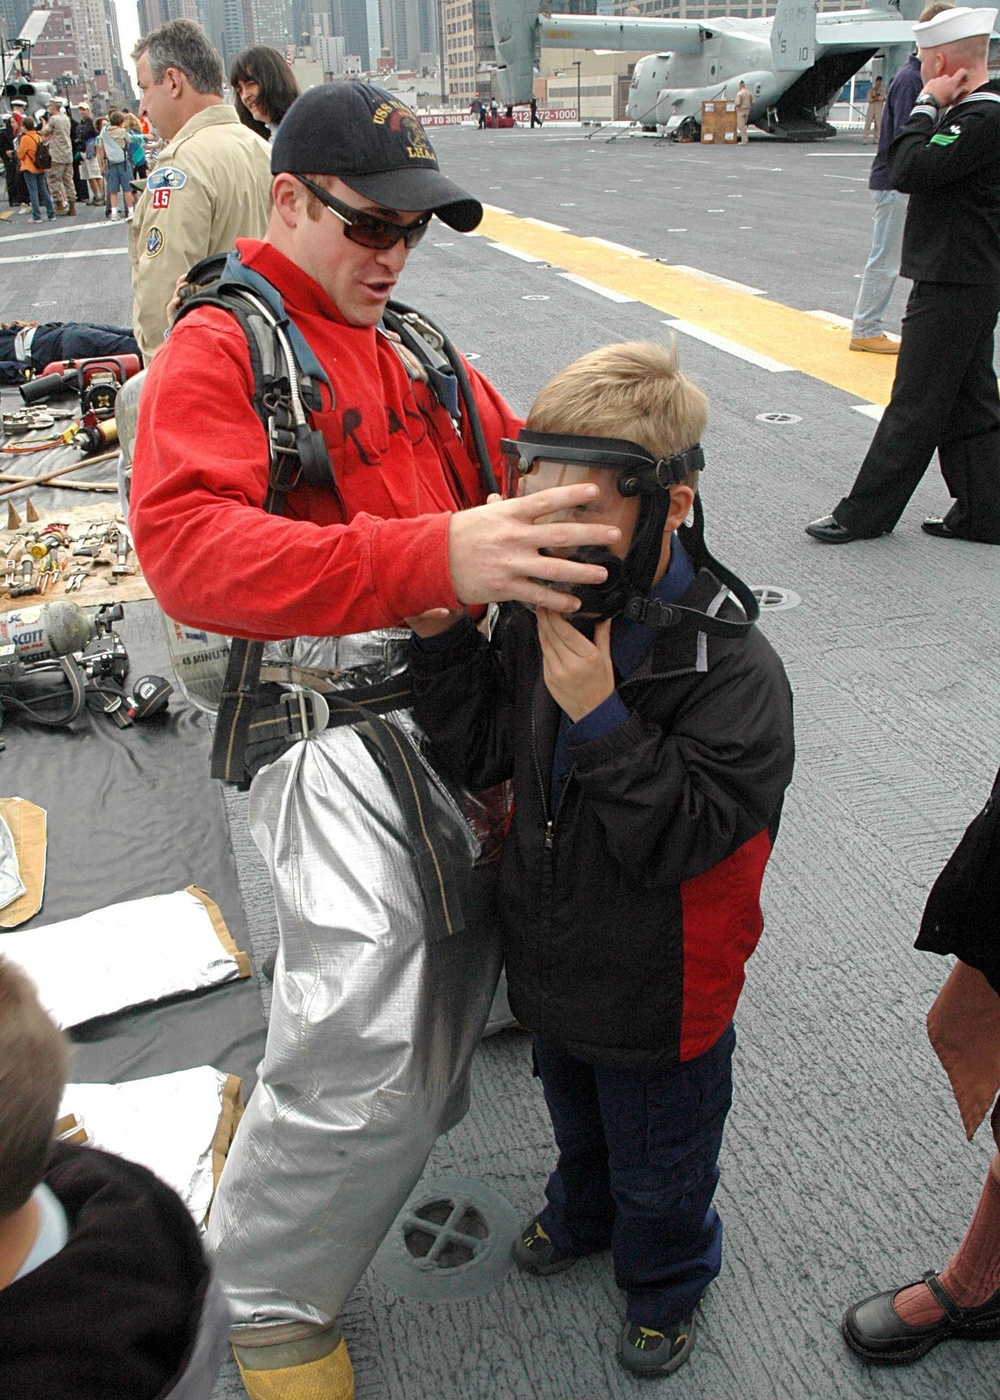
left=206, top=633, right=502, bottom=1334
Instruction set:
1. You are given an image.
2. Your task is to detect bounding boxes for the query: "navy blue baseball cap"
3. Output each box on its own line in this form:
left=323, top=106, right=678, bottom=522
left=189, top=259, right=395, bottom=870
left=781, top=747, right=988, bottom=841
left=271, top=81, right=483, bottom=232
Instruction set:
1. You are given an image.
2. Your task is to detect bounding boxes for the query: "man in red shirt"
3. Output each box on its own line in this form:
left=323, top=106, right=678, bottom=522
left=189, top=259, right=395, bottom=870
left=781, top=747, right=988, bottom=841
left=130, top=81, right=621, bottom=1400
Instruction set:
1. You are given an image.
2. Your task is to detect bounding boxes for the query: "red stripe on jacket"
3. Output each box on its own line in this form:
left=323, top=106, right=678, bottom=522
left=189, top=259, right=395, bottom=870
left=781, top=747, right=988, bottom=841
left=679, top=828, right=772, bottom=1060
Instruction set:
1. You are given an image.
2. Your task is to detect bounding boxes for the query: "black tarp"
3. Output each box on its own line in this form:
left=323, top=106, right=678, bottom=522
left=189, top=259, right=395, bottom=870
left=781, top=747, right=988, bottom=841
left=0, top=595, right=267, bottom=1089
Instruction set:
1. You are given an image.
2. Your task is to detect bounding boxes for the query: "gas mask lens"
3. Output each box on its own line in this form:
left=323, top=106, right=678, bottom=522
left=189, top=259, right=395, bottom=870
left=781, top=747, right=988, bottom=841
left=503, top=457, right=638, bottom=620
left=511, top=459, right=631, bottom=528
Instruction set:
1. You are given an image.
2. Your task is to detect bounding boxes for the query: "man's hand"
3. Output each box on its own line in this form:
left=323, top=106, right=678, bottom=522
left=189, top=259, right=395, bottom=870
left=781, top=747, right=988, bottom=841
left=537, top=609, right=614, bottom=721
left=165, top=273, right=189, bottom=325
left=448, top=483, right=621, bottom=614
left=921, top=70, right=971, bottom=107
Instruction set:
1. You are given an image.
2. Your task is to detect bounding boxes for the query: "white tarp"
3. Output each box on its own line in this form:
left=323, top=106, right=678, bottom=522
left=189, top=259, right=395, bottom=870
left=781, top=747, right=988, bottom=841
left=60, top=1065, right=235, bottom=1224
left=0, top=887, right=248, bottom=1028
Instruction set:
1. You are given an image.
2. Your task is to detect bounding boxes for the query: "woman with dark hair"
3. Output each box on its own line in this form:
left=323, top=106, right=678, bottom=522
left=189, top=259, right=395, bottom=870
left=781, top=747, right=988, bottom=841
left=15, top=117, right=55, bottom=223
left=229, top=46, right=300, bottom=139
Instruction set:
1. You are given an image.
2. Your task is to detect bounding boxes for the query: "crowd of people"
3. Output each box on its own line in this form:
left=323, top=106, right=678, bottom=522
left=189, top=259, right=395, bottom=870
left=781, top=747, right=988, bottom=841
left=0, top=92, right=151, bottom=222
left=1, top=8, right=999, bottom=1400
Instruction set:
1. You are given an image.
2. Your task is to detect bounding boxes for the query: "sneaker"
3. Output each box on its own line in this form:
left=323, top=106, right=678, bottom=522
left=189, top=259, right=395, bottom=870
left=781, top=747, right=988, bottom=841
left=32, top=215, right=42, bottom=222
left=617, top=1310, right=699, bottom=1378
left=512, top=1215, right=582, bottom=1276
left=109, top=211, right=119, bottom=221
left=125, top=209, right=133, bottom=221
left=849, top=335, right=899, bottom=354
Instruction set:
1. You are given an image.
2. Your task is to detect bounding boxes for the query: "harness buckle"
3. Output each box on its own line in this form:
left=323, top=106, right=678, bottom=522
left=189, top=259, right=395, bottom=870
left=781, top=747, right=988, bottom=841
left=279, top=687, right=330, bottom=742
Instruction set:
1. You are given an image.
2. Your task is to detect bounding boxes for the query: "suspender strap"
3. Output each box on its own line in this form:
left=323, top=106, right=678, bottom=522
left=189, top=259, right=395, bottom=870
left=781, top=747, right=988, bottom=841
left=210, top=451, right=294, bottom=784
left=340, top=696, right=467, bottom=941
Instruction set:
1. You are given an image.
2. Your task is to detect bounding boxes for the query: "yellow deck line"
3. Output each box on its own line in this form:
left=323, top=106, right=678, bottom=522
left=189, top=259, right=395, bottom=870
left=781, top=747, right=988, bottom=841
left=479, top=208, right=898, bottom=407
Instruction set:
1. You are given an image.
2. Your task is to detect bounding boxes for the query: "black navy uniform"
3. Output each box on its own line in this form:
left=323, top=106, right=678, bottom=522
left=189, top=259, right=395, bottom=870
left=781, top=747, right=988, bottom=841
left=834, top=82, right=1000, bottom=543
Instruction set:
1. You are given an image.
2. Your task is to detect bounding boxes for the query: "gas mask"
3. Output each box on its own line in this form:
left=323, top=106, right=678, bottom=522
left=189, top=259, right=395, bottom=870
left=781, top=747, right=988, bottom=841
left=501, top=430, right=759, bottom=636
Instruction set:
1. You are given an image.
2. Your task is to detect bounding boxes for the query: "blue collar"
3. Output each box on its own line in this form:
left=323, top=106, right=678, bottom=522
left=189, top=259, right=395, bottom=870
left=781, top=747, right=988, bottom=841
left=610, top=533, right=695, bottom=679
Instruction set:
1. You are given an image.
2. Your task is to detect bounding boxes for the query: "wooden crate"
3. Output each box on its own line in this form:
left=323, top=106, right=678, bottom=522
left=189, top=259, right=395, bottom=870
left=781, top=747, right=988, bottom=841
left=701, top=100, right=738, bottom=143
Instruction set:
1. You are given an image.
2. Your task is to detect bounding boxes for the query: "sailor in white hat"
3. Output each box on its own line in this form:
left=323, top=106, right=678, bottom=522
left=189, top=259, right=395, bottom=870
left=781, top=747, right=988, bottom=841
left=806, top=2, right=1000, bottom=547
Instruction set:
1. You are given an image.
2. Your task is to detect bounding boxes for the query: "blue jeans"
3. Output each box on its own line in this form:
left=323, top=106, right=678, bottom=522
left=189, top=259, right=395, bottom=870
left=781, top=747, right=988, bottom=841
left=534, top=1023, right=735, bottom=1328
left=23, top=170, right=54, bottom=221
left=852, top=189, right=908, bottom=339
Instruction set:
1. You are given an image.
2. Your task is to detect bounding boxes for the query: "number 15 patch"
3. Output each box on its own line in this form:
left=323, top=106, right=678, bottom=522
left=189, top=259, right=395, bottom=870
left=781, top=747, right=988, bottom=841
left=152, top=187, right=171, bottom=208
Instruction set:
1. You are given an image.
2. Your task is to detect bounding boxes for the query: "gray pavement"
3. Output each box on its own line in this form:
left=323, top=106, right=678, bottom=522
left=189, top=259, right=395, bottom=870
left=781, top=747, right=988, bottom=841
left=2, top=131, right=998, bottom=1399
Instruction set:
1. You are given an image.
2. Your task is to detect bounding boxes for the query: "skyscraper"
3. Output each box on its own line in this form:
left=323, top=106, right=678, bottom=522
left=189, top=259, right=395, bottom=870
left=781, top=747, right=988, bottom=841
left=331, top=0, right=380, bottom=68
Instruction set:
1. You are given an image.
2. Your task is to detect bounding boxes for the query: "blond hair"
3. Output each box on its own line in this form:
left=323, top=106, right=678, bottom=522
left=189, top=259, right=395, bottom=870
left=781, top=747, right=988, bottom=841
left=0, top=958, right=69, bottom=1218
left=525, top=341, right=707, bottom=482
left=918, top=0, right=953, bottom=20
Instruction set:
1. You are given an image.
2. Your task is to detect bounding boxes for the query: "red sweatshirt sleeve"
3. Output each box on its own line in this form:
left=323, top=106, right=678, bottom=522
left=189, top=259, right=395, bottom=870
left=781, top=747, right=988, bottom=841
left=130, top=309, right=468, bottom=640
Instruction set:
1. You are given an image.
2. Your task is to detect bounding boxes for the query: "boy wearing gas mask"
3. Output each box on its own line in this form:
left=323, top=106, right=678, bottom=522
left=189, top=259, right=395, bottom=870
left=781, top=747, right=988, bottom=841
left=409, top=340, right=794, bottom=1377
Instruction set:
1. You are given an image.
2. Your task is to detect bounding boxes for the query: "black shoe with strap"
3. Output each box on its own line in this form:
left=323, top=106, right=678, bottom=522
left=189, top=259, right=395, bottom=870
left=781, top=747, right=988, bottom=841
left=842, top=1270, right=1000, bottom=1365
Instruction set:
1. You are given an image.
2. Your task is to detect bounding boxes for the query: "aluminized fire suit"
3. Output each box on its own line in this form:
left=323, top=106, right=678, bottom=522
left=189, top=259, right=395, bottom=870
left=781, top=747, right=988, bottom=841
left=130, top=238, right=518, bottom=1342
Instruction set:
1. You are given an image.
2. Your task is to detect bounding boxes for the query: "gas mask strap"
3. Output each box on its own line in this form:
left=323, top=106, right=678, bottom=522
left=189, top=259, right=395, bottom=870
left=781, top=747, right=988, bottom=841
left=624, top=496, right=759, bottom=635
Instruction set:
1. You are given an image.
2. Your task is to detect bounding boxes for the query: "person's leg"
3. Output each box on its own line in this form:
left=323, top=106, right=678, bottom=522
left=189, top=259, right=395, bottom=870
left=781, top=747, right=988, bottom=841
left=52, top=162, right=73, bottom=211
left=896, top=1153, right=1000, bottom=1325
left=833, top=282, right=978, bottom=536
left=531, top=1037, right=616, bottom=1254
left=851, top=189, right=908, bottom=340
left=107, top=164, right=122, bottom=217
left=843, top=1149, right=1000, bottom=1364
left=39, top=173, right=54, bottom=218
left=597, top=1023, right=735, bottom=1330
left=934, top=289, right=1000, bottom=542
left=49, top=161, right=64, bottom=210
left=55, top=325, right=140, bottom=360
left=23, top=170, right=41, bottom=220
left=209, top=717, right=498, bottom=1399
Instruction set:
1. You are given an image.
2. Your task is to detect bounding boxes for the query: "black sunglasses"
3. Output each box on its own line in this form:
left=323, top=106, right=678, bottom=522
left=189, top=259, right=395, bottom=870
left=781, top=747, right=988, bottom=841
left=295, top=176, right=432, bottom=251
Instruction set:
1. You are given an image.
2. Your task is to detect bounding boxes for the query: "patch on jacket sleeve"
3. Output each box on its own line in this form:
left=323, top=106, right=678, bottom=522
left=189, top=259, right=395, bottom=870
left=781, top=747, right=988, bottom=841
left=145, top=226, right=165, bottom=257
left=929, top=125, right=961, bottom=146
left=147, top=165, right=187, bottom=190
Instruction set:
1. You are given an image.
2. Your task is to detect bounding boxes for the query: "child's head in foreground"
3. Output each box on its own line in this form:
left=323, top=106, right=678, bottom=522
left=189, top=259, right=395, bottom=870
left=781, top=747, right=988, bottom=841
left=0, top=957, right=68, bottom=1225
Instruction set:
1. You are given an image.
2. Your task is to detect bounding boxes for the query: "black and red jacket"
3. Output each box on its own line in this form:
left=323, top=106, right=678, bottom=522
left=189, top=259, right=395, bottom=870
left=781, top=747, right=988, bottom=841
left=411, top=569, right=794, bottom=1071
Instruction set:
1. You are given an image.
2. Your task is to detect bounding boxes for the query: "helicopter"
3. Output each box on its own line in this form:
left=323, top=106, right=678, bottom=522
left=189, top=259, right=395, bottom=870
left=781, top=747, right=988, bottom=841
left=487, top=0, right=991, bottom=139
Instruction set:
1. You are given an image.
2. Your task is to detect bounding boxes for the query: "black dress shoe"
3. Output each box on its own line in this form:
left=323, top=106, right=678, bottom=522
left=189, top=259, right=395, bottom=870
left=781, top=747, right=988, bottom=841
left=921, top=517, right=965, bottom=539
left=842, top=1271, right=1000, bottom=1365
left=805, top=514, right=880, bottom=544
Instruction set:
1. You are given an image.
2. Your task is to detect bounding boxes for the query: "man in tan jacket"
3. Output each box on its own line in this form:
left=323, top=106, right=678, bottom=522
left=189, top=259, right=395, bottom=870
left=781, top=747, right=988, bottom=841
left=734, top=80, right=753, bottom=144
left=129, top=18, right=271, bottom=362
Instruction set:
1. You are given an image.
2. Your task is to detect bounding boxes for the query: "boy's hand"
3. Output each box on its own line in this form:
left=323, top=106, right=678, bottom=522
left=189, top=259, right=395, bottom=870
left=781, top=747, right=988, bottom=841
left=406, top=606, right=467, bottom=638
left=537, top=609, right=614, bottom=722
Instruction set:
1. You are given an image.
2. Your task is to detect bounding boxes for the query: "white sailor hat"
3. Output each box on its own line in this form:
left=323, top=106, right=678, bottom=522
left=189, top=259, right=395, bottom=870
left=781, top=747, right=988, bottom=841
left=10, top=98, right=26, bottom=107
left=47, top=95, right=65, bottom=106
left=914, top=5, right=998, bottom=45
